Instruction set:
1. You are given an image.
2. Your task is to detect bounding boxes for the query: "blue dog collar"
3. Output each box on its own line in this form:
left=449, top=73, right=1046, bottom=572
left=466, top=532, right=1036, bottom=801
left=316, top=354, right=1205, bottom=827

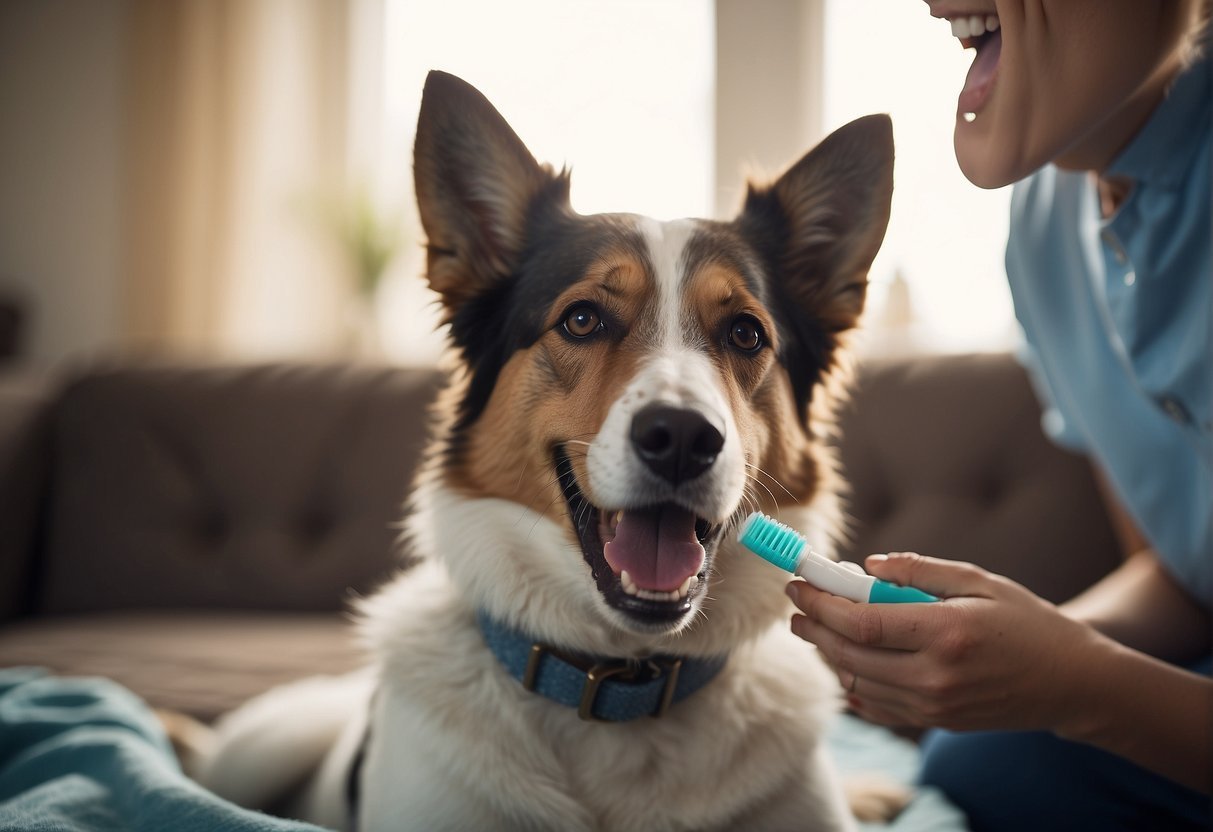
left=477, top=611, right=727, bottom=722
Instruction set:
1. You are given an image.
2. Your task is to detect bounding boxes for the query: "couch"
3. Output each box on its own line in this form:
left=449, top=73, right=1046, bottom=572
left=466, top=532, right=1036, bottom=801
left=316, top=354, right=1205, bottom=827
left=0, top=352, right=1123, bottom=722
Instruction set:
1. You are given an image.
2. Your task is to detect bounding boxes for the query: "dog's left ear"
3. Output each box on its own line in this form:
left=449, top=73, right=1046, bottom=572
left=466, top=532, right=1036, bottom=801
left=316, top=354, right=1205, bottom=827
left=413, top=71, right=571, bottom=311
left=737, top=114, right=894, bottom=333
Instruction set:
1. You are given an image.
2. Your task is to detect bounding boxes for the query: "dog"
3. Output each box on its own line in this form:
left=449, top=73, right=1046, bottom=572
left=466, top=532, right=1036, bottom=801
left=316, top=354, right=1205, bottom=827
left=194, top=70, right=896, bottom=831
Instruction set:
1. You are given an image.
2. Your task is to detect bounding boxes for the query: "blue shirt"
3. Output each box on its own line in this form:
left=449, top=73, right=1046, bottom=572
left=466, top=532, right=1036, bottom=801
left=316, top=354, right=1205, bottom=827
left=1005, top=53, right=1212, bottom=607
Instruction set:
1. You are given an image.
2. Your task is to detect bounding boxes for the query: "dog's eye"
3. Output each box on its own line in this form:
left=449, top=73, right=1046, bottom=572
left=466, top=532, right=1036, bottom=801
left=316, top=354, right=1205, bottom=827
left=729, top=316, right=764, bottom=352
left=563, top=305, right=602, bottom=338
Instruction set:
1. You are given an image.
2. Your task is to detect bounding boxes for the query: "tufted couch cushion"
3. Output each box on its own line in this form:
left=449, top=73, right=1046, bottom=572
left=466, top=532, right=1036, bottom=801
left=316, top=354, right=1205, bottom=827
left=834, top=353, right=1121, bottom=603
left=37, top=362, right=441, bottom=615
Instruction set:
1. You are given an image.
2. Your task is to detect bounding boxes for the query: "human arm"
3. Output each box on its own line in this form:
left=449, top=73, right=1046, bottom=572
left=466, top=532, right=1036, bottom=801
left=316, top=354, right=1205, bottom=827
left=787, top=553, right=1213, bottom=793
left=1061, top=477, right=1210, bottom=662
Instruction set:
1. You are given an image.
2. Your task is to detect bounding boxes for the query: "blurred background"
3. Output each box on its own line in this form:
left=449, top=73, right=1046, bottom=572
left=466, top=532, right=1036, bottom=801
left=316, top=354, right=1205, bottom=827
left=0, top=0, right=1126, bottom=749
left=0, top=0, right=1016, bottom=373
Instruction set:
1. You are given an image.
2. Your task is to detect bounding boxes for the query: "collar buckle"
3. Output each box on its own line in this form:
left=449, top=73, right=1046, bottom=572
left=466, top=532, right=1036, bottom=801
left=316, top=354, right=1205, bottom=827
left=522, top=643, right=684, bottom=721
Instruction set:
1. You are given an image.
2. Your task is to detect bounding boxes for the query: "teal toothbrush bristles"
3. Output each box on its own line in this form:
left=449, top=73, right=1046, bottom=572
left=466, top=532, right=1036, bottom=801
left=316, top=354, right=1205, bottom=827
left=738, top=513, right=805, bottom=573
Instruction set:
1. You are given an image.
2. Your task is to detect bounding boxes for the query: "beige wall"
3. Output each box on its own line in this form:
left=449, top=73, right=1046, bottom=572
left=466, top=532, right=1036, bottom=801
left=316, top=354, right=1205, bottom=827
left=0, top=0, right=129, bottom=369
left=715, top=0, right=824, bottom=217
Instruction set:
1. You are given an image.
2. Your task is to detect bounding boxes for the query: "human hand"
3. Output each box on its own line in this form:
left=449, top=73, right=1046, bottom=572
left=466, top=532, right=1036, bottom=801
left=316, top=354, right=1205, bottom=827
left=787, top=552, right=1106, bottom=734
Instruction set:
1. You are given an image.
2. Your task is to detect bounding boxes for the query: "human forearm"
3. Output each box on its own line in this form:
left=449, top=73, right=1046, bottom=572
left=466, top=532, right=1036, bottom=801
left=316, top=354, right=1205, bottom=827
left=1061, top=550, right=1211, bottom=662
left=1059, top=632, right=1213, bottom=794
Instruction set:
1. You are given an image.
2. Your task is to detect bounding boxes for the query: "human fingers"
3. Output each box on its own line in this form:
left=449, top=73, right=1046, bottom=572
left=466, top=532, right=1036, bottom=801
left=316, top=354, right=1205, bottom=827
left=864, top=552, right=998, bottom=600
left=843, top=674, right=929, bottom=719
left=791, top=614, right=921, bottom=688
left=849, top=698, right=907, bottom=727
left=787, top=580, right=943, bottom=651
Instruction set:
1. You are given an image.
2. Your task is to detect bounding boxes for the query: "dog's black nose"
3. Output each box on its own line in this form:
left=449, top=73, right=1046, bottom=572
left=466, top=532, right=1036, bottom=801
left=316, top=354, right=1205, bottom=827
left=630, top=404, right=725, bottom=485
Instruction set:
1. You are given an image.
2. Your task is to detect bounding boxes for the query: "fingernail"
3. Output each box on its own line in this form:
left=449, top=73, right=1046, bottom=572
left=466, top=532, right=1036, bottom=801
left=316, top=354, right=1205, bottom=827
left=868, top=554, right=888, bottom=564
left=785, top=582, right=799, bottom=601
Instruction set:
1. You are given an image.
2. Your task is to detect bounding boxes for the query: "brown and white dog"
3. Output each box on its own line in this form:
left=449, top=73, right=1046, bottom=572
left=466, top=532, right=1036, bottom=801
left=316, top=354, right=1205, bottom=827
left=196, top=71, right=895, bottom=831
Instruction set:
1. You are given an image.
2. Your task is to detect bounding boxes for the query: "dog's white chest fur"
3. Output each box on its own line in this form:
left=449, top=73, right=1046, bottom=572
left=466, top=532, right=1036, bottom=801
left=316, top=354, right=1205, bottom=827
left=353, top=560, right=855, bottom=832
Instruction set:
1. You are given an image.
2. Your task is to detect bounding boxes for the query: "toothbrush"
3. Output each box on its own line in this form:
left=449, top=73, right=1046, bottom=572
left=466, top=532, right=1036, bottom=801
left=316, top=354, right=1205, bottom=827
left=738, top=512, right=938, bottom=603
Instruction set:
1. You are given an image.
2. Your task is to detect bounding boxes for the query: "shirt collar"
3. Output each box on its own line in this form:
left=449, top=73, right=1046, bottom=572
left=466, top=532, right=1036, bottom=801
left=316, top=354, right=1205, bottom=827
left=1105, top=51, right=1211, bottom=189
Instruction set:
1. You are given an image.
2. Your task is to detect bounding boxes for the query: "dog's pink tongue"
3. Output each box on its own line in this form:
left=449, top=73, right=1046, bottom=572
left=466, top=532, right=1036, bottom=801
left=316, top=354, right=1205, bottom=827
left=604, top=506, right=704, bottom=592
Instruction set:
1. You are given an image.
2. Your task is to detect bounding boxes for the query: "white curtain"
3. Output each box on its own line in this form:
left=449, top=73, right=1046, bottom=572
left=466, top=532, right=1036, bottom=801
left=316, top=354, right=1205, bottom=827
left=123, top=0, right=383, bottom=358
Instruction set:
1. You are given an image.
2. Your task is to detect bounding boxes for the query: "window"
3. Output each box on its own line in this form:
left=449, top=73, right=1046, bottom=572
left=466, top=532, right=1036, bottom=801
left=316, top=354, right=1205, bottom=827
left=370, top=0, right=1014, bottom=363
left=823, top=0, right=1016, bottom=353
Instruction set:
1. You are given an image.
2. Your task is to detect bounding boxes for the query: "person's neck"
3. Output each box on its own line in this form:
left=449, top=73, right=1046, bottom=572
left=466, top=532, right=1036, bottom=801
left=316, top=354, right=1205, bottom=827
left=1093, top=174, right=1134, bottom=220
left=1057, top=54, right=1185, bottom=180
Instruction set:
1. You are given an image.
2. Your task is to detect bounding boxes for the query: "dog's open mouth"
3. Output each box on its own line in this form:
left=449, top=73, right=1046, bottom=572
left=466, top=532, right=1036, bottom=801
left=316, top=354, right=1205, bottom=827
left=554, top=447, right=721, bottom=627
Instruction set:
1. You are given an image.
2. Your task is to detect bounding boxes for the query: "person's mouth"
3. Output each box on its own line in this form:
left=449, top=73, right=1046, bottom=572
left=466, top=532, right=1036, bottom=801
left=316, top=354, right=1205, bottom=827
left=946, top=12, right=1002, bottom=121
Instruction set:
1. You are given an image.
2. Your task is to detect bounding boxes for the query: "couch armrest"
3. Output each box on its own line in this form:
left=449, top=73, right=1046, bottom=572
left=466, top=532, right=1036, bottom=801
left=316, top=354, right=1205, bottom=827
left=0, top=373, right=51, bottom=622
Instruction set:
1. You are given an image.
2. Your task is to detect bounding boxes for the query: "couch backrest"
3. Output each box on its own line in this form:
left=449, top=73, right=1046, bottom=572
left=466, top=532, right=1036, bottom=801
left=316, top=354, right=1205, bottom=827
left=37, top=362, right=442, bottom=614
left=834, top=352, right=1122, bottom=603
left=0, top=375, right=51, bottom=622
left=30, top=352, right=1120, bottom=615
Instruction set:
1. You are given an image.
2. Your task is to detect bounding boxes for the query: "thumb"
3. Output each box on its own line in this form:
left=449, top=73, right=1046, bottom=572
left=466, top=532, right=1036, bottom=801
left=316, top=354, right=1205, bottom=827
left=864, top=552, right=994, bottom=599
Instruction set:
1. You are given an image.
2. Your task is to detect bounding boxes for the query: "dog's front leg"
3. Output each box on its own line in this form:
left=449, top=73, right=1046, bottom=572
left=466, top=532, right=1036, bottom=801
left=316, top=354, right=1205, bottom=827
left=730, top=742, right=859, bottom=832
left=358, top=688, right=596, bottom=832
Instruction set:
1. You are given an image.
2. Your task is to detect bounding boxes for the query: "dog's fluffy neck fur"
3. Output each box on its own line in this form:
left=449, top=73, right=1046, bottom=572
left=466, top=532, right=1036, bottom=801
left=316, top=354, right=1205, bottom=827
left=354, top=552, right=853, bottom=832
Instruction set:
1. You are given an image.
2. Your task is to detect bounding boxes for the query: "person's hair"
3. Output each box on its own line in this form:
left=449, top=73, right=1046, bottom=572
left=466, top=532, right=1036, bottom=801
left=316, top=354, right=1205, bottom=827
left=1178, top=0, right=1212, bottom=67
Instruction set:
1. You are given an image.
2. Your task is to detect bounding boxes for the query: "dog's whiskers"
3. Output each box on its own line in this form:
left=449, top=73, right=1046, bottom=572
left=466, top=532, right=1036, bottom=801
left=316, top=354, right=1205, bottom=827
left=524, top=495, right=566, bottom=540
left=511, top=458, right=532, bottom=496
left=743, top=472, right=780, bottom=512
left=744, top=462, right=797, bottom=503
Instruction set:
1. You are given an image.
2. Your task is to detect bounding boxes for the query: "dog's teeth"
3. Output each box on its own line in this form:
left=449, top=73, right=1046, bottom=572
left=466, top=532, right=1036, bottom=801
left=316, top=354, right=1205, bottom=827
left=621, top=570, right=638, bottom=596
left=985, top=15, right=999, bottom=32
left=623, top=574, right=700, bottom=603
left=950, top=17, right=970, bottom=38
left=967, top=14, right=985, bottom=36
left=636, top=588, right=667, bottom=602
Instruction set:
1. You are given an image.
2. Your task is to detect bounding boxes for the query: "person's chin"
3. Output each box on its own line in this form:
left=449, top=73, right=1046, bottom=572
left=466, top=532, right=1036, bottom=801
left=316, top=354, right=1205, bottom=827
left=953, top=115, right=1032, bottom=190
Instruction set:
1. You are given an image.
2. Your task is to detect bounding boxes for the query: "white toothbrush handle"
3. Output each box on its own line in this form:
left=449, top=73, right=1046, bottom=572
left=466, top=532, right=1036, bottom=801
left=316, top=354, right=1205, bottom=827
left=794, top=551, right=875, bottom=603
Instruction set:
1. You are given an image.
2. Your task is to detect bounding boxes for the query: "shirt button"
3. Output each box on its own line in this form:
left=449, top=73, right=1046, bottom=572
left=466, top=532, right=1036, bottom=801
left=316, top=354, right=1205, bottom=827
left=1156, top=396, right=1191, bottom=425
left=1101, top=230, right=1129, bottom=265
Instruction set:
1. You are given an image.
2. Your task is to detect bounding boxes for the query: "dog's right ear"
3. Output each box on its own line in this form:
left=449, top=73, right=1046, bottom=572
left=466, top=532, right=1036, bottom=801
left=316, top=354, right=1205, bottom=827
left=413, top=71, right=570, bottom=310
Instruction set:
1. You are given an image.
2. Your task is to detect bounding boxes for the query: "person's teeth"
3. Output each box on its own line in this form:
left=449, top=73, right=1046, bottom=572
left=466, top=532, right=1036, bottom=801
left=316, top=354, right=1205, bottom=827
left=950, top=14, right=999, bottom=41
